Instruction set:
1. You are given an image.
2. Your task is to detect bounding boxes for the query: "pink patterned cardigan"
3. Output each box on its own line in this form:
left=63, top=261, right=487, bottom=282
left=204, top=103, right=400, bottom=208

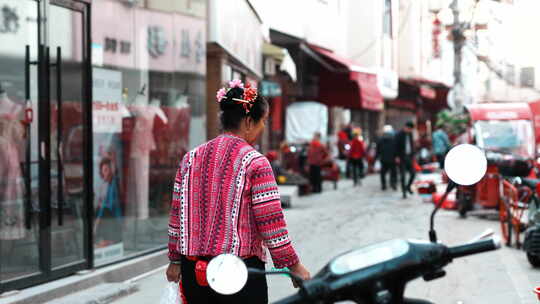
left=168, top=134, right=299, bottom=269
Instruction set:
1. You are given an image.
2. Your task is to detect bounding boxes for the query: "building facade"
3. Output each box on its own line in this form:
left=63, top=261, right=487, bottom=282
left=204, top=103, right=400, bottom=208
left=341, top=0, right=399, bottom=142
left=0, top=0, right=206, bottom=292
left=205, top=0, right=265, bottom=140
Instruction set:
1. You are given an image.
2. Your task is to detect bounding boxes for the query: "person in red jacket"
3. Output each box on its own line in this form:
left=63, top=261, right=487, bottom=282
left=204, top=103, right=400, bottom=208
left=307, top=132, right=329, bottom=193
left=349, top=128, right=366, bottom=186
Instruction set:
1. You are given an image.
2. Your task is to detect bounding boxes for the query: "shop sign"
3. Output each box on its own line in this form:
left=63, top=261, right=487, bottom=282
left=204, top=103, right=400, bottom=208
left=377, top=68, right=398, bottom=99
left=420, top=85, right=436, bottom=99
left=260, top=81, right=281, bottom=97
left=92, top=1, right=206, bottom=74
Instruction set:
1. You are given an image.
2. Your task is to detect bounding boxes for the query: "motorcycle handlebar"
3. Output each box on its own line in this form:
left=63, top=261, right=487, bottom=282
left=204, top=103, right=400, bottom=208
left=448, top=237, right=501, bottom=259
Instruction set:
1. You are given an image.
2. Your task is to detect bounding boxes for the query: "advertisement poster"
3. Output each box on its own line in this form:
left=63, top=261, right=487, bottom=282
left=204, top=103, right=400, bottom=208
left=92, top=67, right=125, bottom=265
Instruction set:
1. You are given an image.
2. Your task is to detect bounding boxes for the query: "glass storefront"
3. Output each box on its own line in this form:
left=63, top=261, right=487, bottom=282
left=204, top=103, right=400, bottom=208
left=0, top=0, right=41, bottom=284
left=0, top=0, right=206, bottom=292
left=0, top=0, right=91, bottom=291
left=90, top=0, right=206, bottom=266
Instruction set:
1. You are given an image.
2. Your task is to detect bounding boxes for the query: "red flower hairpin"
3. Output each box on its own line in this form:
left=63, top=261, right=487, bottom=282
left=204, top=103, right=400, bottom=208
left=216, top=79, right=258, bottom=114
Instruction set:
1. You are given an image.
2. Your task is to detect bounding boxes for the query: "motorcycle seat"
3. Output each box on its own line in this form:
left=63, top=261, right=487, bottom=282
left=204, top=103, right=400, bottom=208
left=522, top=178, right=540, bottom=189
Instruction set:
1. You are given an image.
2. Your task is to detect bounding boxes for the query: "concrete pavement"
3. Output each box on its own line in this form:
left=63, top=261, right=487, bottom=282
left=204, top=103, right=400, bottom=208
left=53, top=175, right=540, bottom=304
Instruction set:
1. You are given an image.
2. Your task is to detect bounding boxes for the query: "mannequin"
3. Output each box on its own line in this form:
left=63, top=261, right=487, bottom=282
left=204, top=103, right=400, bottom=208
left=0, top=85, right=25, bottom=240
left=126, top=93, right=167, bottom=220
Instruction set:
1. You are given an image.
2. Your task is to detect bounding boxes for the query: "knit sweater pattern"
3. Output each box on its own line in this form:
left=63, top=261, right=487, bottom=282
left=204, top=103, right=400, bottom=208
left=168, top=134, right=299, bottom=269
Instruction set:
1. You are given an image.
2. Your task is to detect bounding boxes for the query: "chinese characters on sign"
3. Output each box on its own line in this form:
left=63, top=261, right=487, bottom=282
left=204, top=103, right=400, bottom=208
left=147, top=26, right=168, bottom=58
left=432, top=17, right=441, bottom=59
left=92, top=0, right=205, bottom=74
left=92, top=68, right=124, bottom=133
left=179, top=29, right=204, bottom=63
left=105, top=38, right=131, bottom=54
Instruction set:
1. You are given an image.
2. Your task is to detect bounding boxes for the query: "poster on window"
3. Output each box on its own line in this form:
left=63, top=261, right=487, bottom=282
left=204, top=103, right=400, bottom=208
left=92, top=67, right=125, bottom=265
left=92, top=68, right=129, bottom=133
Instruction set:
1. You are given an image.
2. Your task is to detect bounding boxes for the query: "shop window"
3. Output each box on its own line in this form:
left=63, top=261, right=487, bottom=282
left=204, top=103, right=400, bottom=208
left=91, top=0, right=206, bottom=266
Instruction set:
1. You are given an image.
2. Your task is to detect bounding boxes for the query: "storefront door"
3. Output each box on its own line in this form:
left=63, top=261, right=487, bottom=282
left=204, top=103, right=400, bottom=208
left=0, top=0, right=91, bottom=293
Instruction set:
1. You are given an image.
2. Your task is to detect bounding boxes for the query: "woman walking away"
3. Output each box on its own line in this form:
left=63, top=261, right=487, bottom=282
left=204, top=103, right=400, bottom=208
left=349, top=128, right=366, bottom=186
left=166, top=80, right=310, bottom=303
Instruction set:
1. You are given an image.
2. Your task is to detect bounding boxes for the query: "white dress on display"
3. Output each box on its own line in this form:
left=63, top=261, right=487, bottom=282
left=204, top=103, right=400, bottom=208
left=126, top=97, right=167, bottom=220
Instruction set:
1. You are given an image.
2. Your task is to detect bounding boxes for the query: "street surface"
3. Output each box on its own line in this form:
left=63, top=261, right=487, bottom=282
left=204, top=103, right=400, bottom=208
left=111, top=176, right=540, bottom=304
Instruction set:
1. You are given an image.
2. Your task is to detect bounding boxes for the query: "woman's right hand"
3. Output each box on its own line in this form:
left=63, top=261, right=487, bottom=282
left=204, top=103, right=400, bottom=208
left=166, top=263, right=181, bottom=283
left=289, top=262, right=311, bottom=288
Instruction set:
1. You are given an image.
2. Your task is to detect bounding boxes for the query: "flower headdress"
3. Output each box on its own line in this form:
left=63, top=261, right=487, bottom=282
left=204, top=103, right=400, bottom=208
left=216, top=79, right=258, bottom=114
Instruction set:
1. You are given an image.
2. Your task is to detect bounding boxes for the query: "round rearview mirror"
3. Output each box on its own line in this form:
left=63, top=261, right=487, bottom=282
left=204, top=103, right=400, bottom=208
left=206, top=254, right=248, bottom=295
left=444, top=144, right=487, bottom=186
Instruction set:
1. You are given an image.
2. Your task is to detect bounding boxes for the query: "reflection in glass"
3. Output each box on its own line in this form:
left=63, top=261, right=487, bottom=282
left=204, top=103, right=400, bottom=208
left=49, top=4, right=86, bottom=269
left=90, top=0, right=206, bottom=265
left=0, top=0, right=41, bottom=282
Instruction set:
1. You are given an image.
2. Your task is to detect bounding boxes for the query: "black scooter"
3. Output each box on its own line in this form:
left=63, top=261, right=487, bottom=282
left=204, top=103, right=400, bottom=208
left=206, top=145, right=501, bottom=303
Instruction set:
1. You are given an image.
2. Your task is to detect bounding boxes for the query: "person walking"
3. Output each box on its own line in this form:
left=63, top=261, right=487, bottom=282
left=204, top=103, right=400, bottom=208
left=166, top=80, right=310, bottom=303
left=375, top=125, right=397, bottom=191
left=395, top=121, right=416, bottom=199
left=349, top=128, right=366, bottom=186
left=307, top=132, right=329, bottom=193
left=432, top=123, right=451, bottom=169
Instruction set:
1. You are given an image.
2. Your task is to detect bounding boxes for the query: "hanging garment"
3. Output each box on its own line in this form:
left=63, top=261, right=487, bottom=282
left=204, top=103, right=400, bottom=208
left=126, top=105, right=167, bottom=220
left=0, top=101, right=26, bottom=240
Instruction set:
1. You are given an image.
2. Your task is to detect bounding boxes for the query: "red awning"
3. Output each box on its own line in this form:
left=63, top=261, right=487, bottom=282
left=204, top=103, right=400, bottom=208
left=308, top=44, right=384, bottom=111
left=398, top=77, right=449, bottom=113
left=388, top=98, right=416, bottom=111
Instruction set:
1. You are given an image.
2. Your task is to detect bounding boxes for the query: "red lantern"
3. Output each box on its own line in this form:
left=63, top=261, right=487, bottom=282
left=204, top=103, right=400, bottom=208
left=432, top=17, right=442, bottom=58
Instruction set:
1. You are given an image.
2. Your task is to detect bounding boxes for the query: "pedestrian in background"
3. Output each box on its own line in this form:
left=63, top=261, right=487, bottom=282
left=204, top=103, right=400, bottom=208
left=337, top=125, right=350, bottom=160
left=375, top=125, right=397, bottom=191
left=166, top=80, right=310, bottom=303
left=395, top=121, right=416, bottom=199
left=349, top=128, right=365, bottom=186
left=307, top=132, right=329, bottom=193
left=432, top=123, right=451, bottom=169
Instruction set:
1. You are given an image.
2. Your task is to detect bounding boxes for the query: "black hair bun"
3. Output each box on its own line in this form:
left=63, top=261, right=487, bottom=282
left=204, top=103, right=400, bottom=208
left=219, top=87, right=244, bottom=111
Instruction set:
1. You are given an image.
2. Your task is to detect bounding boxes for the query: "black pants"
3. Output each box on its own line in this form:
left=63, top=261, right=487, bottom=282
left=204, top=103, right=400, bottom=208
left=380, top=161, right=397, bottom=190
left=400, top=156, right=416, bottom=196
left=436, top=153, right=445, bottom=169
left=310, top=165, right=322, bottom=193
left=350, top=158, right=364, bottom=185
left=180, top=256, right=268, bottom=304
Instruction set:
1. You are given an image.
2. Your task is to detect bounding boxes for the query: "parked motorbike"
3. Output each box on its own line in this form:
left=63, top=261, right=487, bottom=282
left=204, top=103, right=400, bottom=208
left=513, top=177, right=540, bottom=267
left=205, top=145, right=501, bottom=304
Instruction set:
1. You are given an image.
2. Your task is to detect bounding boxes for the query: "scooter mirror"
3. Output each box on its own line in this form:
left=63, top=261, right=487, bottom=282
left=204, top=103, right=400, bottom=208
left=206, top=254, right=248, bottom=295
left=444, top=144, right=487, bottom=186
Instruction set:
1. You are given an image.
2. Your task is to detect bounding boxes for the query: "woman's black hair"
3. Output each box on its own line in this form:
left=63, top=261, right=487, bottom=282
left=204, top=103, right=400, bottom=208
left=219, top=86, right=269, bottom=131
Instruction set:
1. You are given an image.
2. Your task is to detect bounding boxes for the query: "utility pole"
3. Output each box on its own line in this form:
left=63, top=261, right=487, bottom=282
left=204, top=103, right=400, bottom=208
left=451, top=0, right=465, bottom=111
